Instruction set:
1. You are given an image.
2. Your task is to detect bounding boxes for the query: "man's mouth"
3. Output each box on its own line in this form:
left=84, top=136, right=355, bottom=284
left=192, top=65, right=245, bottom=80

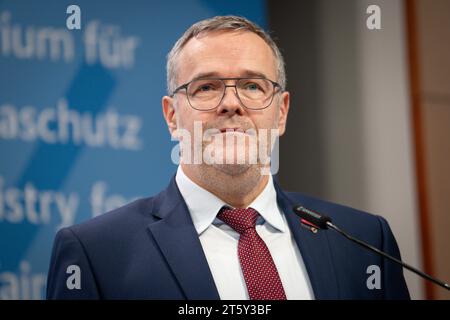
left=219, top=127, right=246, bottom=134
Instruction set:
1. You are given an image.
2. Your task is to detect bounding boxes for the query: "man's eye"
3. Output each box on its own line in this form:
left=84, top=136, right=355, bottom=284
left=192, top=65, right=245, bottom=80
left=245, top=83, right=262, bottom=91
left=194, top=83, right=219, bottom=93
left=199, top=85, right=213, bottom=91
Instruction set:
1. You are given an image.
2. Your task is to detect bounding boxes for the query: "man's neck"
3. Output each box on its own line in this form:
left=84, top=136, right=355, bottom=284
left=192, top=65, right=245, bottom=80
left=181, top=163, right=269, bottom=208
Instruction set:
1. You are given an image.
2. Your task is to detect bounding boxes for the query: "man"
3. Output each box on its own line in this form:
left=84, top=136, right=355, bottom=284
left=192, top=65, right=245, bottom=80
left=46, top=16, right=410, bottom=299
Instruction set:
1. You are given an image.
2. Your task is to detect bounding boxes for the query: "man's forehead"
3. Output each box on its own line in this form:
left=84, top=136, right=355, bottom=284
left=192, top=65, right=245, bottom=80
left=176, top=31, right=277, bottom=82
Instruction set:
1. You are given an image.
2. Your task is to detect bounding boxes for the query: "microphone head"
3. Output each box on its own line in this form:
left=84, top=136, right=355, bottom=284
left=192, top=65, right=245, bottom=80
left=292, top=205, right=332, bottom=230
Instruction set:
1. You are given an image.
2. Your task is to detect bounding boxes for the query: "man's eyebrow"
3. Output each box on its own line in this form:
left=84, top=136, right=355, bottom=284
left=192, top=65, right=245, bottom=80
left=191, top=70, right=270, bottom=81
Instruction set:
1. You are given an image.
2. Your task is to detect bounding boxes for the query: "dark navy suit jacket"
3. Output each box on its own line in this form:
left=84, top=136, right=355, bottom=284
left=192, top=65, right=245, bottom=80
left=46, top=175, right=410, bottom=299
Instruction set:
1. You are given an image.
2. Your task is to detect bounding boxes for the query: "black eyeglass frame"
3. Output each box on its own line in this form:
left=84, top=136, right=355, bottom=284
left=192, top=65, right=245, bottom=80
left=170, top=77, right=283, bottom=111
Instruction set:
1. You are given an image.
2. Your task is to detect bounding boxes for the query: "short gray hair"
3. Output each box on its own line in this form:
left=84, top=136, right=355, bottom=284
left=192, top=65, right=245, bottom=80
left=166, top=15, right=286, bottom=95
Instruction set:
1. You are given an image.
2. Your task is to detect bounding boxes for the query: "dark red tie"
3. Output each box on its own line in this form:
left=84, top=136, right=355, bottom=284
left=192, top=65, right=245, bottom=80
left=217, top=206, right=287, bottom=300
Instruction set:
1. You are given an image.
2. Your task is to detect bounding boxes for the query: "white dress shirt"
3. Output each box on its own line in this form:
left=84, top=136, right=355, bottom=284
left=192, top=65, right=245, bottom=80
left=175, top=166, right=314, bottom=300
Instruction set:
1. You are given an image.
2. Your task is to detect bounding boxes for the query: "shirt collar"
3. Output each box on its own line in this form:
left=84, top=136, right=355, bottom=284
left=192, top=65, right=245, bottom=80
left=175, top=166, right=286, bottom=235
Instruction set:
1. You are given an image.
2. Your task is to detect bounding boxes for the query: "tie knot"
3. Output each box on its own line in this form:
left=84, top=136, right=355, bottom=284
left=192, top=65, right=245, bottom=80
left=217, top=206, right=259, bottom=234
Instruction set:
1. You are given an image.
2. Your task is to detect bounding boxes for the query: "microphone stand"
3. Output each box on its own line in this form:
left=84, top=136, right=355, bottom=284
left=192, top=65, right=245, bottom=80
left=326, top=221, right=450, bottom=291
left=293, top=205, right=450, bottom=291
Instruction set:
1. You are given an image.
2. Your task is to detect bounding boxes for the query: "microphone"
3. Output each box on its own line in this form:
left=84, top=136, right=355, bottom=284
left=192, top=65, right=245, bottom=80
left=292, top=204, right=450, bottom=291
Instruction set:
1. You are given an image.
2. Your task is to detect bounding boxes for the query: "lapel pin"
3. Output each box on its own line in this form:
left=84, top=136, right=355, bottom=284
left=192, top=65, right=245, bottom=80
left=300, top=218, right=319, bottom=234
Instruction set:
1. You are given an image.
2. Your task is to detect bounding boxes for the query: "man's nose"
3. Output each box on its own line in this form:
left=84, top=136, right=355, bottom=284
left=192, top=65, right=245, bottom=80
left=216, top=86, right=245, bottom=116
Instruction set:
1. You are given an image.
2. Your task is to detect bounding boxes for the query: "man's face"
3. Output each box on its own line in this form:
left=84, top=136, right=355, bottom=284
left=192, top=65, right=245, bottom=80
left=163, top=31, right=289, bottom=174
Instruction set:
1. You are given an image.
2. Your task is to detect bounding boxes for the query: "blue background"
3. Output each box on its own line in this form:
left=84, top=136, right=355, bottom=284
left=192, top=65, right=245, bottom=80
left=0, top=0, right=266, bottom=299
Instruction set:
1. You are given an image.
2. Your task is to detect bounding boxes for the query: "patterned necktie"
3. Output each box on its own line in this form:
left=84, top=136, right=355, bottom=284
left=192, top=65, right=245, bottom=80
left=217, top=206, right=287, bottom=300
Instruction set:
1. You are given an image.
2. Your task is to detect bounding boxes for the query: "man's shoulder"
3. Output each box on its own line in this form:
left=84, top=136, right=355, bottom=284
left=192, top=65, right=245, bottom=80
left=74, top=196, right=154, bottom=230
left=281, top=188, right=401, bottom=267
left=61, top=199, right=142, bottom=245
left=61, top=187, right=171, bottom=246
left=66, top=175, right=181, bottom=236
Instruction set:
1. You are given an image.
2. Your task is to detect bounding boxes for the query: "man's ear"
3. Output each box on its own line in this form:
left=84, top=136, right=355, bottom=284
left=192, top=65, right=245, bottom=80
left=277, top=91, right=290, bottom=136
left=162, top=96, right=178, bottom=138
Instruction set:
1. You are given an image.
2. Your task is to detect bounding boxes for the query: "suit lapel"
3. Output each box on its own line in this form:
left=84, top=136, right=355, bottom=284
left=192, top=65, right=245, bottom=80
left=274, top=179, right=340, bottom=299
left=147, top=176, right=220, bottom=300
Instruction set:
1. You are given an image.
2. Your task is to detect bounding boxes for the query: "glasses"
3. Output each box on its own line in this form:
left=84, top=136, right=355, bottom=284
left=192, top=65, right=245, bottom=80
left=170, top=77, right=282, bottom=111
